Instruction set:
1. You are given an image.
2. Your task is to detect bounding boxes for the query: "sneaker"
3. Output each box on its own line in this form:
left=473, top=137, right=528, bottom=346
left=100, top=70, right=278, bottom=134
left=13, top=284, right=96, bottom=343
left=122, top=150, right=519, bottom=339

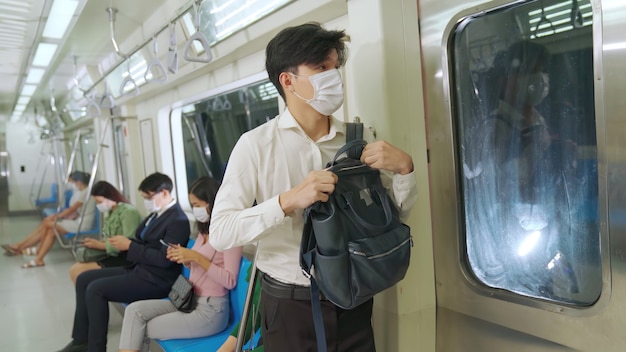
left=57, top=340, right=88, bottom=352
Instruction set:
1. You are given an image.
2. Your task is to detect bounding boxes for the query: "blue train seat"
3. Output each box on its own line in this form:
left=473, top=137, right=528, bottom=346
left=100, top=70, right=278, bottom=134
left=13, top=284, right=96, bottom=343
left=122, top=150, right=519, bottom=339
left=64, top=210, right=100, bottom=241
left=154, top=256, right=252, bottom=352
left=42, top=188, right=73, bottom=217
left=35, top=183, right=58, bottom=207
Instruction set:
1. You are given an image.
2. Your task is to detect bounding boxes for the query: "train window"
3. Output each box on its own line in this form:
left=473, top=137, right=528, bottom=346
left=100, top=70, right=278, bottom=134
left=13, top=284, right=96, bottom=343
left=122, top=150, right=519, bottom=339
left=179, top=79, right=278, bottom=185
left=105, top=52, right=148, bottom=99
left=451, top=0, right=600, bottom=305
left=181, top=0, right=293, bottom=50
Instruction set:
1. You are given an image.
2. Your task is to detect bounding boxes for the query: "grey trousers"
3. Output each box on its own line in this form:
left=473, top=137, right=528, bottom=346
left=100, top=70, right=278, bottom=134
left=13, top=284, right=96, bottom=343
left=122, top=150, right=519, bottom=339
left=119, top=294, right=229, bottom=351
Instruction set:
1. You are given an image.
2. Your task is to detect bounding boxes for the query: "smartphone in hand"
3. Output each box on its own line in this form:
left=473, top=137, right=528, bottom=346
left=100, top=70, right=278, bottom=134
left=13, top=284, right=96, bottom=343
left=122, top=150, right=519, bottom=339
left=159, top=239, right=174, bottom=248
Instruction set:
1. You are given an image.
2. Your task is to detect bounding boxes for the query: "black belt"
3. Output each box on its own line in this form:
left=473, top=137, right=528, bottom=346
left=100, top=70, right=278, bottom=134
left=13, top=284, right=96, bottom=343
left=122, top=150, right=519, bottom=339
left=261, top=274, right=327, bottom=301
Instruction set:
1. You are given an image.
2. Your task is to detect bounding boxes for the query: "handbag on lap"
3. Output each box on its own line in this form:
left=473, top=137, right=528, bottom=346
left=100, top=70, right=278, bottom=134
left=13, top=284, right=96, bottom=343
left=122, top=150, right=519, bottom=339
left=75, top=247, right=109, bottom=263
left=168, top=274, right=195, bottom=313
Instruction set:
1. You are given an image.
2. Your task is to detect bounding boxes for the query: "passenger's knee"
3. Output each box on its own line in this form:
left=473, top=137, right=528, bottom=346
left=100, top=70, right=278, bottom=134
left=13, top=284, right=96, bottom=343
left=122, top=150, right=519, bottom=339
left=70, top=263, right=80, bottom=281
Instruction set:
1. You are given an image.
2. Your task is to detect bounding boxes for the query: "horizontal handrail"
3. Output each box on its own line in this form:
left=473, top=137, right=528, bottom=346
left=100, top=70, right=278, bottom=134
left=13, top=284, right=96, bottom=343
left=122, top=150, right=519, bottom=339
left=84, top=3, right=194, bottom=96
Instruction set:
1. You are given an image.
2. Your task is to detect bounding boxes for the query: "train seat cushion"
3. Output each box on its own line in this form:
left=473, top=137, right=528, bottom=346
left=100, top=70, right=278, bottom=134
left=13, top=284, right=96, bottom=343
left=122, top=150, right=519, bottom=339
left=153, top=257, right=251, bottom=352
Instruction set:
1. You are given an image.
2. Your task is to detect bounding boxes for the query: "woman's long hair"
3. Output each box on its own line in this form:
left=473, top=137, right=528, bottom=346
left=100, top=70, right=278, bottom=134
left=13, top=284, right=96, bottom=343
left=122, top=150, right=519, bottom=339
left=188, top=176, right=220, bottom=235
left=91, top=181, right=129, bottom=203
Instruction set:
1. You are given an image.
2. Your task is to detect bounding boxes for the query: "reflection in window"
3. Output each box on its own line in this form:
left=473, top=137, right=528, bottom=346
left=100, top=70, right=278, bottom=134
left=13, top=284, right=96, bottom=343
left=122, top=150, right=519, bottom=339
left=452, top=0, right=600, bottom=305
left=181, top=80, right=279, bottom=185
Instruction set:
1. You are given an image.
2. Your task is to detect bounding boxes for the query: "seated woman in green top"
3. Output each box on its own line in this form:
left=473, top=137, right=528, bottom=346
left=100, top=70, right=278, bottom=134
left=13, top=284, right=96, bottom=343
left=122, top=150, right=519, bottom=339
left=69, top=181, right=142, bottom=284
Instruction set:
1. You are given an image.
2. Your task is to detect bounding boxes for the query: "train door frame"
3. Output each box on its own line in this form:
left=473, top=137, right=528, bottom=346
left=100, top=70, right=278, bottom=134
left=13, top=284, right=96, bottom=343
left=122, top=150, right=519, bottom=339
left=421, top=0, right=619, bottom=350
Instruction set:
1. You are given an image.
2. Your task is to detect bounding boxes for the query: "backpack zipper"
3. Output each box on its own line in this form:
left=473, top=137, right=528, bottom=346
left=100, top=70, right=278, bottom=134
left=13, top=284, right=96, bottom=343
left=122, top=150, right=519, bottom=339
left=349, top=236, right=411, bottom=259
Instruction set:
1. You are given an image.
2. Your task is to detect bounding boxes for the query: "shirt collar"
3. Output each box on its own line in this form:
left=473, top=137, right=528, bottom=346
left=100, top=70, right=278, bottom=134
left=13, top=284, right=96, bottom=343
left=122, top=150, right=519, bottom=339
left=277, top=108, right=344, bottom=142
left=156, top=198, right=177, bottom=217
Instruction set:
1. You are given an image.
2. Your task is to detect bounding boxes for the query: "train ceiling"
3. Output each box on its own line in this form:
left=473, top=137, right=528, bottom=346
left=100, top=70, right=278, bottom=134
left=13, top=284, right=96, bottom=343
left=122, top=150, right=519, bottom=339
left=0, top=0, right=172, bottom=123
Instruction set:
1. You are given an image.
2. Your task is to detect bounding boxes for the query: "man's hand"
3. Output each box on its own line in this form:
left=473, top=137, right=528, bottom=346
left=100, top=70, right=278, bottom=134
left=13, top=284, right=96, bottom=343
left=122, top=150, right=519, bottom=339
left=279, top=170, right=338, bottom=215
left=361, top=141, right=414, bottom=175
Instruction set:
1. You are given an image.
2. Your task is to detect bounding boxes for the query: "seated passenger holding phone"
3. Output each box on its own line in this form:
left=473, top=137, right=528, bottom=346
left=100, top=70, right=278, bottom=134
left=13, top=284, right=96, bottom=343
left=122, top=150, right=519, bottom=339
left=57, top=172, right=191, bottom=352
left=119, top=176, right=242, bottom=352
left=69, top=181, right=143, bottom=284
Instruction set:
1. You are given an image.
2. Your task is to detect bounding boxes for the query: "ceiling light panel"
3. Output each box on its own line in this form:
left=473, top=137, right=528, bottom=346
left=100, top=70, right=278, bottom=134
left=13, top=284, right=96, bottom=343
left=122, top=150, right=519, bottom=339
left=20, top=84, right=37, bottom=96
left=32, top=42, right=58, bottom=66
left=25, top=67, right=45, bottom=83
left=43, top=0, right=80, bottom=39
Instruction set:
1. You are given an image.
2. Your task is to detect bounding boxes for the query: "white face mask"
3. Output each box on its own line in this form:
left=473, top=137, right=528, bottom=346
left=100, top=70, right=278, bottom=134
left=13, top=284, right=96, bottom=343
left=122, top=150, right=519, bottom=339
left=192, top=206, right=211, bottom=223
left=144, top=192, right=162, bottom=213
left=96, top=201, right=113, bottom=213
left=291, top=69, right=344, bottom=116
left=521, top=72, right=549, bottom=106
left=68, top=182, right=78, bottom=191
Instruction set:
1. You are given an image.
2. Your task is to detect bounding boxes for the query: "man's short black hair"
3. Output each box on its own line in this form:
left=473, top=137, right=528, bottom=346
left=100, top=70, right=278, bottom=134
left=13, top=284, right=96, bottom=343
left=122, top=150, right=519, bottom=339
left=138, top=172, right=173, bottom=194
left=265, top=22, right=347, bottom=100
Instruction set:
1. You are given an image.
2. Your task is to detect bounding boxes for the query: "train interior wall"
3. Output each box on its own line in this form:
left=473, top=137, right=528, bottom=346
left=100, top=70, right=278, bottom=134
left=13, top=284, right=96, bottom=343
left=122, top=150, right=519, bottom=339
left=1, top=0, right=435, bottom=351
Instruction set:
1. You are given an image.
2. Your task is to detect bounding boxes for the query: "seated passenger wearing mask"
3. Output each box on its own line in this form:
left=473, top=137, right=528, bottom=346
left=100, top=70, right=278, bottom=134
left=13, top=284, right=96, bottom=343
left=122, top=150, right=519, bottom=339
left=57, top=172, right=191, bottom=352
left=69, top=181, right=143, bottom=284
left=2, top=171, right=95, bottom=268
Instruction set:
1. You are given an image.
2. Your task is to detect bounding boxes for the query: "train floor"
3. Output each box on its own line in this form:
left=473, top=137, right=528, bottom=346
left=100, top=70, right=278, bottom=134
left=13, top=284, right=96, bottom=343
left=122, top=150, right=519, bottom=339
left=0, top=214, right=123, bottom=352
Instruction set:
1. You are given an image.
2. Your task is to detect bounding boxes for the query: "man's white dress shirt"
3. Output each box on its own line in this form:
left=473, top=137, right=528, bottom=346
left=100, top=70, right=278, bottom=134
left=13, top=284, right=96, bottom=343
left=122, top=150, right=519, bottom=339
left=210, top=108, right=417, bottom=286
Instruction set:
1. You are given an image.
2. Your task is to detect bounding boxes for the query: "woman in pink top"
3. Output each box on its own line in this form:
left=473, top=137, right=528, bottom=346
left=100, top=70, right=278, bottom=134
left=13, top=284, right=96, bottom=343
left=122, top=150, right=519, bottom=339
left=119, top=177, right=243, bottom=352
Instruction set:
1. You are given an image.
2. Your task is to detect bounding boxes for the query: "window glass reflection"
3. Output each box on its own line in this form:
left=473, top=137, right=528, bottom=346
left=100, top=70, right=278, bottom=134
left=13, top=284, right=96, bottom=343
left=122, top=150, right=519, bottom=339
left=181, top=80, right=279, bottom=185
left=453, top=0, right=600, bottom=305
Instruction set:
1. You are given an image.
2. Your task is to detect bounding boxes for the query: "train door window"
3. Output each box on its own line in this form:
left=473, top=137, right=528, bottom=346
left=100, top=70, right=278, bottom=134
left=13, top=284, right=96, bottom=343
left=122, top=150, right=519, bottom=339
left=451, top=0, right=600, bottom=305
left=179, top=79, right=278, bottom=185
left=181, top=0, right=293, bottom=50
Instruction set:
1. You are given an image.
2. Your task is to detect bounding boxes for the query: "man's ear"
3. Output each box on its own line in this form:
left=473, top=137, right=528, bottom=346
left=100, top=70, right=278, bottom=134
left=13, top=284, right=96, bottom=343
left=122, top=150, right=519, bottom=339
left=279, top=72, right=293, bottom=92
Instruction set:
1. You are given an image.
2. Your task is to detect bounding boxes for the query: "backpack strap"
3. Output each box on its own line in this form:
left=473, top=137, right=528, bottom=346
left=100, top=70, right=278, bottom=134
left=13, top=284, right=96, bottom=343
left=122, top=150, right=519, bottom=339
left=345, top=121, right=364, bottom=159
left=332, top=139, right=368, bottom=163
left=301, top=215, right=328, bottom=352
left=310, top=276, right=328, bottom=352
left=305, top=121, right=364, bottom=352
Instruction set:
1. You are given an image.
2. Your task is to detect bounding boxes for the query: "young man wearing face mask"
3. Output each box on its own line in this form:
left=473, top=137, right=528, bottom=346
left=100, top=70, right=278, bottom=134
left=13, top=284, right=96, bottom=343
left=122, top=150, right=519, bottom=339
left=209, top=23, right=417, bottom=351
left=57, top=172, right=190, bottom=352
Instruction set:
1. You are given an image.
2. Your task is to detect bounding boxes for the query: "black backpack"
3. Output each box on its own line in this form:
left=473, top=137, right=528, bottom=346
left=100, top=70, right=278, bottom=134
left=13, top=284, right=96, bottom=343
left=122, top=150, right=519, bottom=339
left=300, top=124, right=412, bottom=351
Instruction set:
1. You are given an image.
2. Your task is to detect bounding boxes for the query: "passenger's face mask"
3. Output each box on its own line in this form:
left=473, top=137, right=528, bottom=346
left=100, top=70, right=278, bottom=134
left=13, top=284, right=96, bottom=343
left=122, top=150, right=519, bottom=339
left=144, top=192, right=163, bottom=213
left=96, top=200, right=113, bottom=213
left=521, top=72, right=549, bottom=106
left=68, top=182, right=78, bottom=191
left=192, top=206, right=211, bottom=223
left=291, top=69, right=344, bottom=116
